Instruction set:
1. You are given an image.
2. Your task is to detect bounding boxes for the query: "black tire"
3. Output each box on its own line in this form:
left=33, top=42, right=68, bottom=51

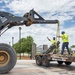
left=57, top=61, right=63, bottom=65
left=36, top=56, right=42, bottom=66
left=0, top=43, right=17, bottom=74
left=42, top=56, right=49, bottom=67
left=64, top=62, right=72, bottom=65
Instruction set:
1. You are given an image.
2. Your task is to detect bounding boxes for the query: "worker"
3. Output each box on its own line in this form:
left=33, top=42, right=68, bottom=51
left=57, top=31, right=70, bottom=55
left=47, top=37, right=57, bottom=54
left=47, top=37, right=57, bottom=45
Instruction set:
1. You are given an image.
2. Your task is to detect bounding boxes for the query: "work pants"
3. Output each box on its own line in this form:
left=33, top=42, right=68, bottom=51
left=61, top=42, right=70, bottom=54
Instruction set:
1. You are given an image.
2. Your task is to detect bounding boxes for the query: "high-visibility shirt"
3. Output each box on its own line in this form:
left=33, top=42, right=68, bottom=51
left=50, top=40, right=57, bottom=45
left=61, top=33, right=69, bottom=42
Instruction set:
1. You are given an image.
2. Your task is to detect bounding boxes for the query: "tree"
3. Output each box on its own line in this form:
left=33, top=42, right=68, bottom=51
left=13, top=36, right=34, bottom=55
left=71, top=45, right=75, bottom=48
left=26, top=36, right=34, bottom=54
left=19, top=38, right=27, bottom=53
left=13, top=43, right=20, bottom=53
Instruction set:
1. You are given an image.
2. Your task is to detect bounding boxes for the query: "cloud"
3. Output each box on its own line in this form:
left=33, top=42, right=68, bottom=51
left=0, top=1, right=2, bottom=3
left=1, top=0, right=75, bottom=23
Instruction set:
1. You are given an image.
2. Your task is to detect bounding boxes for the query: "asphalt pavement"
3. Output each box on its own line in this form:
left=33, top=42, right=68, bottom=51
left=1, top=60, right=75, bottom=75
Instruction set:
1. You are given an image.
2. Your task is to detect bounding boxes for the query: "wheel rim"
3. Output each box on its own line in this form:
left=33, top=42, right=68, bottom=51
left=36, top=57, right=41, bottom=64
left=0, top=51, right=10, bottom=66
left=43, top=58, right=46, bottom=65
left=36, top=58, right=39, bottom=64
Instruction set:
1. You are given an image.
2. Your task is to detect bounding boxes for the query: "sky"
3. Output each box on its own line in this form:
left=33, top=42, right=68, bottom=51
left=0, top=0, right=75, bottom=48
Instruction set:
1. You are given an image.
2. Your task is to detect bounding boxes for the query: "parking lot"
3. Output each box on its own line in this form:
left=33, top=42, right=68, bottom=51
left=1, top=60, right=75, bottom=75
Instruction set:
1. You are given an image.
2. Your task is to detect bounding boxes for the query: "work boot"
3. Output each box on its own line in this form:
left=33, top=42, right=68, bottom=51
left=59, top=54, right=64, bottom=57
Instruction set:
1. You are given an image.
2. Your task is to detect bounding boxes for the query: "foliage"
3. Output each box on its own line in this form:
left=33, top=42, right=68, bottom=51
left=69, top=48, right=72, bottom=53
left=13, top=36, right=34, bottom=54
left=70, top=45, right=75, bottom=53
left=13, top=43, right=20, bottom=53
left=71, top=45, right=75, bottom=48
left=26, top=36, right=34, bottom=54
left=56, top=48, right=60, bottom=53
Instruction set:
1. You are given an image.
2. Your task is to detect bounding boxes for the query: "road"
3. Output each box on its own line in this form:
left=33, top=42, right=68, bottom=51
left=1, top=60, right=75, bottom=75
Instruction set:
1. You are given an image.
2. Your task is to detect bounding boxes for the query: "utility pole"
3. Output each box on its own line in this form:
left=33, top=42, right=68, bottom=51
left=19, top=27, right=21, bottom=59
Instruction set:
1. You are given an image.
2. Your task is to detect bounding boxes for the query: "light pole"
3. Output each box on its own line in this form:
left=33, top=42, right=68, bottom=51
left=12, top=37, right=14, bottom=46
left=19, top=27, right=21, bottom=59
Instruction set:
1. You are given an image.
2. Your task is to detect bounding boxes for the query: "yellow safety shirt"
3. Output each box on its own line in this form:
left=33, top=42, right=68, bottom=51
left=50, top=40, right=57, bottom=45
left=61, top=33, right=69, bottom=42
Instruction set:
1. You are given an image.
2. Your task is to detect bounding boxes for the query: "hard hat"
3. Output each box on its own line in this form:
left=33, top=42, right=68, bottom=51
left=61, top=31, right=65, bottom=34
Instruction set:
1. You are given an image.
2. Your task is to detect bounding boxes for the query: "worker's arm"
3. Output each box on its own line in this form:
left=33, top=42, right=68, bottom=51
left=47, top=37, right=57, bottom=44
left=47, top=37, right=51, bottom=41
